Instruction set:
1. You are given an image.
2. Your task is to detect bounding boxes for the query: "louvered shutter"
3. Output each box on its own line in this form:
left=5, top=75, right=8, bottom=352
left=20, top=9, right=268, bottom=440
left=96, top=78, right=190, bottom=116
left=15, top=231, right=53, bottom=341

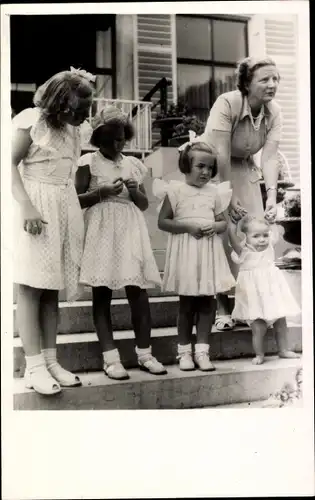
left=265, top=16, right=299, bottom=183
left=134, top=15, right=176, bottom=145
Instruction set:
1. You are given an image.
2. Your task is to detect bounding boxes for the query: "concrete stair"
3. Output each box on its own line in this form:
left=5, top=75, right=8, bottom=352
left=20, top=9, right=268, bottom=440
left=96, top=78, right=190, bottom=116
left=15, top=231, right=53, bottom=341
left=13, top=357, right=302, bottom=410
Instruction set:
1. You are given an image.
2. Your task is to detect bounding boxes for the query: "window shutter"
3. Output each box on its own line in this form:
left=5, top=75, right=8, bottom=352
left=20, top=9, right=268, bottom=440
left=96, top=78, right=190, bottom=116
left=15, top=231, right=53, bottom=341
left=134, top=15, right=176, bottom=145
left=264, top=16, right=299, bottom=183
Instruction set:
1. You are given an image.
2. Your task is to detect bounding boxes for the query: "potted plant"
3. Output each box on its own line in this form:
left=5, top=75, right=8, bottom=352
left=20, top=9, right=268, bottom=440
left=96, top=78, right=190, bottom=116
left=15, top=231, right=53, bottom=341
left=169, top=115, right=206, bottom=147
left=276, top=189, right=301, bottom=247
left=152, top=102, right=205, bottom=147
left=259, top=152, right=294, bottom=208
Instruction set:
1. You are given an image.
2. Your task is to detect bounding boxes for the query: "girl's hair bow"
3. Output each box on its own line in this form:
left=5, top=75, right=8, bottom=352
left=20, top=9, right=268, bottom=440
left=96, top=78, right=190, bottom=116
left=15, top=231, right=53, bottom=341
left=177, top=130, right=202, bottom=152
left=70, top=66, right=96, bottom=83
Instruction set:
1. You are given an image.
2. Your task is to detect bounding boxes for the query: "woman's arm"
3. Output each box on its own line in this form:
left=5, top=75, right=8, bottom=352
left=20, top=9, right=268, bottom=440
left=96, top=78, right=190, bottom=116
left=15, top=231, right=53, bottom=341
left=158, top=195, right=201, bottom=237
left=261, top=140, right=279, bottom=206
left=227, top=220, right=243, bottom=255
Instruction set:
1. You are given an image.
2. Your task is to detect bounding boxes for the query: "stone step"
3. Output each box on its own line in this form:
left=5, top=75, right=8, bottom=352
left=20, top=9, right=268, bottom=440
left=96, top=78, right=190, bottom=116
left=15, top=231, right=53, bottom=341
left=13, top=295, right=181, bottom=336
left=13, top=323, right=302, bottom=378
left=13, top=356, right=302, bottom=410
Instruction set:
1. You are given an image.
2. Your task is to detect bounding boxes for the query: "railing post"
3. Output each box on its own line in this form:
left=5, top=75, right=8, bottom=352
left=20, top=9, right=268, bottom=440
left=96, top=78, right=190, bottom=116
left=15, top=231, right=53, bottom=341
left=160, top=79, right=169, bottom=147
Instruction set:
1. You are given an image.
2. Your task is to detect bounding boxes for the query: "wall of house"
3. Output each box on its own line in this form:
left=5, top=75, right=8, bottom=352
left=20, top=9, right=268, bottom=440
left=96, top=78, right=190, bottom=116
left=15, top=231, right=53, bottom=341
left=116, top=15, right=134, bottom=100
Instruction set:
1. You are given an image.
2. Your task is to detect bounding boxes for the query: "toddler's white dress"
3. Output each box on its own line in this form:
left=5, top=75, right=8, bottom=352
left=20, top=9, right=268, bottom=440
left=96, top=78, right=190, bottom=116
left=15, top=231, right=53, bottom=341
left=231, top=228, right=300, bottom=325
left=153, top=179, right=236, bottom=296
left=78, top=152, right=161, bottom=289
left=13, top=108, right=92, bottom=300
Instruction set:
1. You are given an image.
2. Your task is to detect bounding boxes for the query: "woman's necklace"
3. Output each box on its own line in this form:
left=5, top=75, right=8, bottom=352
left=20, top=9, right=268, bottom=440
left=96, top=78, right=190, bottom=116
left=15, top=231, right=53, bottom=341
left=248, top=106, right=264, bottom=132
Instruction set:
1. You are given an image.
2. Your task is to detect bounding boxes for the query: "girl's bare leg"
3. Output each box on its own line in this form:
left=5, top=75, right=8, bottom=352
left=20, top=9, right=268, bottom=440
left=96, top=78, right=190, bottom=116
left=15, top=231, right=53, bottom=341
left=16, top=284, right=43, bottom=356
left=251, top=319, right=268, bottom=365
left=274, top=317, right=300, bottom=359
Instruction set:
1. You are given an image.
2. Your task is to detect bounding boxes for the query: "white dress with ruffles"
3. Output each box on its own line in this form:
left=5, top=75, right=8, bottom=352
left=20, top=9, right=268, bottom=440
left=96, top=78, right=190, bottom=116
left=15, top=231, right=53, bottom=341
left=78, top=152, right=161, bottom=289
left=12, top=107, right=92, bottom=300
left=231, top=228, right=300, bottom=326
left=153, top=179, right=236, bottom=296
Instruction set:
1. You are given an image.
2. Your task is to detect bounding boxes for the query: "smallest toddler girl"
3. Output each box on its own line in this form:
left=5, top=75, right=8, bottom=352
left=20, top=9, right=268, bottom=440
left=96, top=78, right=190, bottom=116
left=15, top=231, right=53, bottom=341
left=228, top=215, right=300, bottom=365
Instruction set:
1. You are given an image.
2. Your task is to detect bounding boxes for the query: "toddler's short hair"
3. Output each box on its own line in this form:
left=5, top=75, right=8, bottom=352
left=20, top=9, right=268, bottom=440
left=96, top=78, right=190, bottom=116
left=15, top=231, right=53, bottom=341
left=90, top=106, right=134, bottom=148
left=179, top=141, right=218, bottom=177
left=239, top=215, right=270, bottom=234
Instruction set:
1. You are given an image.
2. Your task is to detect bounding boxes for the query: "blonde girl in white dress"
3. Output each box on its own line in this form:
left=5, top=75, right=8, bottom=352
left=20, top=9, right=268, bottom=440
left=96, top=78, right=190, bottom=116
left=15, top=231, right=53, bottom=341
left=228, top=215, right=300, bottom=365
left=76, top=106, right=166, bottom=380
left=153, top=141, right=236, bottom=372
left=12, top=68, right=95, bottom=395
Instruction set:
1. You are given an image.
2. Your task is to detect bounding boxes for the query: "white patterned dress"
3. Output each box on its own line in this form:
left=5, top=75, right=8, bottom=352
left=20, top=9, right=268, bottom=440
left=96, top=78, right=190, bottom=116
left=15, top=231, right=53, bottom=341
left=13, top=108, right=92, bottom=301
left=78, top=152, right=161, bottom=289
left=231, top=228, right=300, bottom=326
left=153, top=179, right=236, bottom=296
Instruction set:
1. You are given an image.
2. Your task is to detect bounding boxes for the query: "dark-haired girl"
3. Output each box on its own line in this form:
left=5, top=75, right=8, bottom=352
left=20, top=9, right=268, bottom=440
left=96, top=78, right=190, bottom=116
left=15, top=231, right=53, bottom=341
left=153, top=141, right=235, bottom=371
left=12, top=67, right=94, bottom=395
left=76, top=106, right=166, bottom=380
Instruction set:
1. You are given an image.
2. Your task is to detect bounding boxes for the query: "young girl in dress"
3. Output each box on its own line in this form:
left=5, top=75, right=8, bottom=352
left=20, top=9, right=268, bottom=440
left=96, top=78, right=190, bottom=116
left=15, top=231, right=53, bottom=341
left=228, top=215, right=301, bottom=365
left=12, top=67, right=95, bottom=395
left=76, top=106, right=167, bottom=380
left=154, top=141, right=236, bottom=371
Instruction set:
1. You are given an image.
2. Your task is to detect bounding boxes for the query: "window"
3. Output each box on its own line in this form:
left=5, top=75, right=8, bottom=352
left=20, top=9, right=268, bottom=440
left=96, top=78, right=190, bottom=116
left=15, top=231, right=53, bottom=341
left=176, top=15, right=248, bottom=119
left=10, top=15, right=116, bottom=114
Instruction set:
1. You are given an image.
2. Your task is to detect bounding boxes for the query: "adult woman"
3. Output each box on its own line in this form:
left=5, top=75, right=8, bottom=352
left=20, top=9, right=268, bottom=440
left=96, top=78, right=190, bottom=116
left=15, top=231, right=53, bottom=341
left=203, top=56, right=282, bottom=330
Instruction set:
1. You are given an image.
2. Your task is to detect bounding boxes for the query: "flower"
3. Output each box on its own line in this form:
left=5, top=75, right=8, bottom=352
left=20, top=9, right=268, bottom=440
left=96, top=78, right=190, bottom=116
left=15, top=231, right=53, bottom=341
left=283, top=193, right=301, bottom=218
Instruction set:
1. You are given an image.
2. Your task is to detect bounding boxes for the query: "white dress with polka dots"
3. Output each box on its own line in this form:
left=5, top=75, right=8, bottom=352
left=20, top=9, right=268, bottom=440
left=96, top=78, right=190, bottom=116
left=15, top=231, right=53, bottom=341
left=78, top=152, right=161, bottom=289
left=12, top=108, right=92, bottom=300
left=153, top=179, right=236, bottom=296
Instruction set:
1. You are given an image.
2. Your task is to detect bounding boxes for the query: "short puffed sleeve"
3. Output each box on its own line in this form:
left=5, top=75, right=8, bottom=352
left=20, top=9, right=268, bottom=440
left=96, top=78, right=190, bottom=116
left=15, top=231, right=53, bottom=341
left=152, top=178, right=182, bottom=213
left=265, top=101, right=283, bottom=142
left=12, top=108, right=40, bottom=133
left=79, top=120, right=93, bottom=147
left=77, top=152, right=93, bottom=168
left=204, top=94, right=233, bottom=135
left=128, top=156, right=148, bottom=183
left=214, top=181, right=232, bottom=216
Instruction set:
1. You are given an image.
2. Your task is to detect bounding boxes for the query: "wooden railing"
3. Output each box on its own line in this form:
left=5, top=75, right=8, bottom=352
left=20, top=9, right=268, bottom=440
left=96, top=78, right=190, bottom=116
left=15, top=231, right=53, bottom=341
left=86, top=98, right=153, bottom=154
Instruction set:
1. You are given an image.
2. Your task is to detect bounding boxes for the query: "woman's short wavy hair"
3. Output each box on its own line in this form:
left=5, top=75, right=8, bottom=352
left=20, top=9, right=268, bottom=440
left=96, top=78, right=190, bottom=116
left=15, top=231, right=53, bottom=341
left=236, top=56, right=280, bottom=95
left=179, top=141, right=218, bottom=177
left=33, top=70, right=94, bottom=128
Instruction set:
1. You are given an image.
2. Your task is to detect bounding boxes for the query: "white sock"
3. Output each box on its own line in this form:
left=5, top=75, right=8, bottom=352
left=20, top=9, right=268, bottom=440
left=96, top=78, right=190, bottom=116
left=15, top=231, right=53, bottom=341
left=102, top=349, right=121, bottom=365
left=195, top=343, right=209, bottom=354
left=178, top=343, right=192, bottom=355
left=25, top=353, right=46, bottom=373
left=42, top=348, right=58, bottom=369
left=135, top=346, right=152, bottom=359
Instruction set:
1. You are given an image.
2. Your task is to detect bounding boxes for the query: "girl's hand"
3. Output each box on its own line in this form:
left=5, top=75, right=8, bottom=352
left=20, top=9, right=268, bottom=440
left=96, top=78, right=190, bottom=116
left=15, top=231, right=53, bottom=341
left=99, top=178, right=124, bottom=198
left=264, top=198, right=277, bottom=223
left=22, top=202, right=47, bottom=235
left=188, top=224, right=203, bottom=239
left=201, top=222, right=216, bottom=237
left=124, top=178, right=139, bottom=193
left=229, top=196, right=247, bottom=223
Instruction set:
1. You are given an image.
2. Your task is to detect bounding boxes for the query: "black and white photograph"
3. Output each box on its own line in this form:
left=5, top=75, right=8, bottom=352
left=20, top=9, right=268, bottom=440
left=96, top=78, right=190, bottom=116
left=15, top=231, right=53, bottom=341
left=1, top=1, right=313, bottom=499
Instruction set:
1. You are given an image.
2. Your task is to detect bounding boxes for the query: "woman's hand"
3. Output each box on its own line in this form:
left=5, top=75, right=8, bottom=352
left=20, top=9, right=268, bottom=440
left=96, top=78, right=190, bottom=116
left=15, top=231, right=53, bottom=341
left=264, top=197, right=277, bottom=223
left=229, top=196, right=247, bottom=223
left=22, top=201, right=47, bottom=235
left=99, top=177, right=124, bottom=198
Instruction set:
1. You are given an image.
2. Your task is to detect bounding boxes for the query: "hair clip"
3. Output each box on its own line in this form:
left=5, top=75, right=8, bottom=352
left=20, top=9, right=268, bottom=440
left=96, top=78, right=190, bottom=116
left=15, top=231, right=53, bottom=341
left=70, top=66, right=96, bottom=83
